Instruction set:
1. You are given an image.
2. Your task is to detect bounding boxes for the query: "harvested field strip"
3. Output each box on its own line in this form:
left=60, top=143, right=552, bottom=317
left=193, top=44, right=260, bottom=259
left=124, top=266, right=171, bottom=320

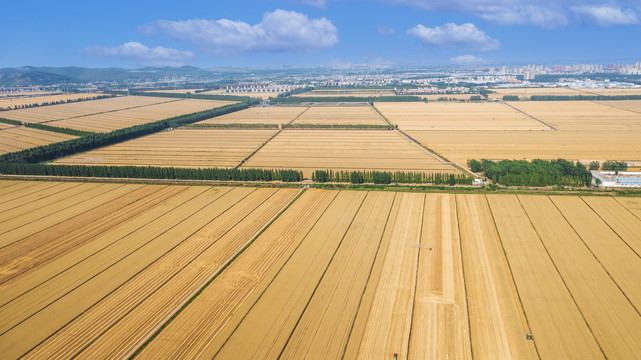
left=25, top=188, right=298, bottom=359
left=0, top=181, right=65, bottom=206
left=0, top=182, right=104, bottom=225
left=137, top=189, right=338, bottom=359
left=409, top=194, right=472, bottom=359
left=0, top=183, right=135, bottom=248
left=0, top=185, right=182, bottom=285
left=0, top=127, right=77, bottom=155
left=518, top=195, right=641, bottom=358
left=279, top=191, right=396, bottom=359
left=357, top=193, right=425, bottom=360
left=486, top=195, right=602, bottom=360
left=456, top=195, right=538, bottom=359
left=615, top=197, right=641, bottom=220
left=0, top=186, right=241, bottom=359
left=550, top=196, right=641, bottom=314
left=212, top=191, right=367, bottom=359
left=582, top=197, right=641, bottom=256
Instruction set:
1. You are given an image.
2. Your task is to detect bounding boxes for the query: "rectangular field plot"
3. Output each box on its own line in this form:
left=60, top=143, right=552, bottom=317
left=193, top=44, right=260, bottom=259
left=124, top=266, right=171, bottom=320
left=54, top=128, right=277, bottom=168
left=292, top=105, right=387, bottom=126
left=241, top=130, right=458, bottom=176
left=0, top=96, right=170, bottom=123
left=3, top=181, right=641, bottom=359
left=196, top=106, right=307, bottom=125
left=44, top=99, right=236, bottom=132
left=0, top=125, right=77, bottom=154
left=407, top=129, right=641, bottom=165
left=489, top=87, right=585, bottom=99
left=509, top=100, right=641, bottom=130
left=597, top=100, right=641, bottom=114
left=0, top=93, right=106, bottom=110
left=375, top=101, right=547, bottom=130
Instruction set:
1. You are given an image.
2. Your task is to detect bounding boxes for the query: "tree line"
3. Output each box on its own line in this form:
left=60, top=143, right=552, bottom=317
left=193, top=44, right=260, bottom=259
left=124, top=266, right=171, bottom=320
left=0, top=102, right=249, bottom=164
left=468, top=158, right=592, bottom=187
left=311, top=169, right=473, bottom=185
left=282, top=123, right=393, bottom=130
left=0, top=94, right=114, bottom=111
left=113, top=90, right=259, bottom=103
left=186, top=123, right=279, bottom=129
left=269, top=95, right=422, bottom=104
left=0, top=163, right=303, bottom=182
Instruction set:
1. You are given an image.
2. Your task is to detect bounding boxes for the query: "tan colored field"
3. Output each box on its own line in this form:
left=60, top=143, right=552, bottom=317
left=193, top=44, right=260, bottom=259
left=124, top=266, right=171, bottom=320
left=489, top=87, right=585, bottom=99
left=54, top=128, right=277, bottom=168
left=509, top=100, right=641, bottom=130
left=292, top=89, right=396, bottom=97
left=241, top=129, right=458, bottom=177
left=0, top=96, right=170, bottom=123
left=3, top=180, right=641, bottom=359
left=598, top=99, right=641, bottom=114
left=577, top=88, right=641, bottom=96
left=45, top=99, right=236, bottom=132
left=408, top=129, right=641, bottom=165
left=0, top=93, right=106, bottom=110
left=292, top=105, right=386, bottom=125
left=422, top=94, right=475, bottom=101
left=201, top=89, right=279, bottom=100
left=197, top=106, right=307, bottom=125
left=375, top=101, right=547, bottom=131
left=0, top=124, right=77, bottom=154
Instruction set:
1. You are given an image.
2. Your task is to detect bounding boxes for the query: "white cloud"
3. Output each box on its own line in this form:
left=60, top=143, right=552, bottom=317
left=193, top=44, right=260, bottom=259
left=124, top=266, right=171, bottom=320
left=80, top=42, right=194, bottom=66
left=571, top=6, right=638, bottom=26
left=376, top=25, right=397, bottom=35
left=408, top=23, right=500, bottom=51
left=381, top=0, right=639, bottom=28
left=139, top=10, right=338, bottom=56
left=451, top=54, right=485, bottom=65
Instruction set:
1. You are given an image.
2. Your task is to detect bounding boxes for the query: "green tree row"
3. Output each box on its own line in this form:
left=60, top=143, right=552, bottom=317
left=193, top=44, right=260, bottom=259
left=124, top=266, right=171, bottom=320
left=311, top=169, right=473, bottom=185
left=23, top=123, right=97, bottom=137
left=469, top=158, right=592, bottom=186
left=113, top=90, right=259, bottom=103
left=0, top=163, right=303, bottom=182
left=186, top=123, right=279, bottom=129
left=601, top=160, right=628, bottom=171
left=502, top=95, right=520, bottom=101
left=0, top=102, right=249, bottom=164
left=282, top=123, right=393, bottom=130
left=0, top=94, right=114, bottom=111
left=269, top=95, right=422, bottom=104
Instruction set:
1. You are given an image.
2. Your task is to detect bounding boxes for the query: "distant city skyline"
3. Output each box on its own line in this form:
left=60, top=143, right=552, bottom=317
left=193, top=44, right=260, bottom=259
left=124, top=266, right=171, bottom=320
left=2, top=0, right=640, bottom=69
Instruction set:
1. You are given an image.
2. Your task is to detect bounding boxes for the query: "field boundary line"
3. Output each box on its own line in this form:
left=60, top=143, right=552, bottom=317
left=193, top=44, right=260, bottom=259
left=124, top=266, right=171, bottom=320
left=20, top=187, right=260, bottom=359
left=549, top=196, right=641, bottom=319
left=209, top=190, right=341, bottom=359
left=591, top=100, right=641, bottom=115
left=125, top=187, right=309, bottom=359
left=370, top=103, right=393, bottom=126
left=500, top=101, right=559, bottom=131
left=405, top=194, right=427, bottom=358
left=234, top=129, right=283, bottom=168
left=453, top=195, right=475, bottom=359
left=612, top=197, right=641, bottom=222
left=484, top=195, right=542, bottom=359
left=285, top=106, right=311, bottom=126
left=340, top=192, right=398, bottom=359
left=277, top=191, right=369, bottom=359
left=514, top=195, right=607, bottom=358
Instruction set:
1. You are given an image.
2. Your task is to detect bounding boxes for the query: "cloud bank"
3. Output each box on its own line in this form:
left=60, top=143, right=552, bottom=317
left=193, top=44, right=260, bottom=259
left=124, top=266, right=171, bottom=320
left=408, top=23, right=500, bottom=51
left=81, top=42, right=195, bottom=66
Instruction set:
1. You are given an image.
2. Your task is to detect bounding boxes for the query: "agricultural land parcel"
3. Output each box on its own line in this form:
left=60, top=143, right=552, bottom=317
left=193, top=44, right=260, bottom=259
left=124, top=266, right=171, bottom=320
left=54, top=128, right=278, bottom=168
left=0, top=93, right=106, bottom=110
left=2, top=180, right=641, bottom=359
left=0, top=123, right=77, bottom=155
left=196, top=106, right=308, bottom=125
left=292, top=88, right=396, bottom=97
left=0, top=96, right=236, bottom=132
left=292, top=105, right=387, bottom=126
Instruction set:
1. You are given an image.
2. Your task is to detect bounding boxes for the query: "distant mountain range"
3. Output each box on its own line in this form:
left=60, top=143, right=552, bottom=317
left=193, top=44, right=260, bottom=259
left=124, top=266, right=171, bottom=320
left=0, top=66, right=254, bottom=87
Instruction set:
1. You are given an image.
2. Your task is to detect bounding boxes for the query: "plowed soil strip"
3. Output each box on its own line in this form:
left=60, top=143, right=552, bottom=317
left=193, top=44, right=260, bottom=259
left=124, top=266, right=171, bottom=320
left=136, top=190, right=338, bottom=359
left=279, top=191, right=396, bottom=360
left=409, top=194, right=472, bottom=359
left=0, top=187, right=240, bottom=358
left=486, top=195, right=602, bottom=360
left=519, top=195, right=641, bottom=359
left=357, top=193, right=425, bottom=360
left=456, top=194, right=538, bottom=360
left=0, top=185, right=182, bottom=285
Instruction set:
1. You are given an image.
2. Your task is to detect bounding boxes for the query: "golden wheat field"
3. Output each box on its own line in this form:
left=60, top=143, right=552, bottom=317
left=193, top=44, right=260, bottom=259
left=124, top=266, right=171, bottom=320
left=54, top=128, right=277, bottom=168
left=241, top=129, right=457, bottom=177
left=375, top=101, right=548, bottom=130
left=421, top=94, right=475, bottom=101
left=3, top=180, right=641, bottom=359
left=508, top=100, right=641, bottom=130
left=292, top=105, right=387, bottom=125
left=489, top=87, right=586, bottom=99
left=597, top=99, right=641, bottom=113
left=292, top=89, right=396, bottom=97
left=0, top=123, right=77, bottom=154
left=0, top=93, right=106, bottom=110
left=197, top=106, right=308, bottom=125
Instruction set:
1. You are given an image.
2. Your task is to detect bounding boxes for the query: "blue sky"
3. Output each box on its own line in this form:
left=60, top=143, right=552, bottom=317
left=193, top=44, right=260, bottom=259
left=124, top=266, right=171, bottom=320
left=1, top=0, right=640, bottom=68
